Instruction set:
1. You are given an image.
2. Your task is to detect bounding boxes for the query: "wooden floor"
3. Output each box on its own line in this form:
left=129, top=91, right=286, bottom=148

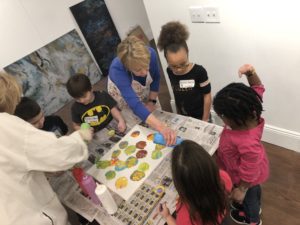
left=259, top=143, right=300, bottom=224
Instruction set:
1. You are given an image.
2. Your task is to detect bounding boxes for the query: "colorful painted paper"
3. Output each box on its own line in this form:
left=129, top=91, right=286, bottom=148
left=4, top=30, right=101, bottom=115
left=88, top=125, right=173, bottom=200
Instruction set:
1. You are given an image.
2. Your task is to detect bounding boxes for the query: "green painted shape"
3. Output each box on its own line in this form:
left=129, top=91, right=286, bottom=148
left=138, top=162, right=150, bottom=172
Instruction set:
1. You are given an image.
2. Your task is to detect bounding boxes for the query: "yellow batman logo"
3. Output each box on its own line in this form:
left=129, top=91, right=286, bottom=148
left=81, top=105, right=110, bottom=126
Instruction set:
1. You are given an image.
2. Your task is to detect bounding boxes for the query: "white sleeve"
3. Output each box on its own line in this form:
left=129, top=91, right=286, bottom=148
left=23, top=124, right=89, bottom=172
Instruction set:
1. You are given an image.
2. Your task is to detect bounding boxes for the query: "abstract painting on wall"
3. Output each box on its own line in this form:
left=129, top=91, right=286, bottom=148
left=4, top=29, right=101, bottom=115
left=70, top=0, right=121, bottom=76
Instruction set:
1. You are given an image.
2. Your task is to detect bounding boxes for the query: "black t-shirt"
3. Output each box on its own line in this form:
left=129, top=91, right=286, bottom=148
left=71, top=91, right=117, bottom=132
left=42, top=115, right=68, bottom=137
left=167, top=64, right=211, bottom=119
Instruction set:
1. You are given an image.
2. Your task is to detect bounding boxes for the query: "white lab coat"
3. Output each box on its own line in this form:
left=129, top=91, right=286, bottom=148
left=0, top=113, right=88, bottom=225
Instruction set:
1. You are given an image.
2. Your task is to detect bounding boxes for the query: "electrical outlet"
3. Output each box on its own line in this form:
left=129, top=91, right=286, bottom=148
left=189, top=6, right=205, bottom=23
left=203, top=6, right=220, bottom=23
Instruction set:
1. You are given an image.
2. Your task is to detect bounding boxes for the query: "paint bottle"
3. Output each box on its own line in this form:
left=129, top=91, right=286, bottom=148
left=81, top=174, right=101, bottom=205
left=80, top=122, right=90, bottom=130
left=95, top=184, right=118, bottom=215
left=80, top=122, right=91, bottom=144
left=72, top=167, right=88, bottom=195
left=153, top=133, right=183, bottom=147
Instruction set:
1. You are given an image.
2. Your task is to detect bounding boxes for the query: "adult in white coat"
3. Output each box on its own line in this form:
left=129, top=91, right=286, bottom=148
left=0, top=72, right=92, bottom=225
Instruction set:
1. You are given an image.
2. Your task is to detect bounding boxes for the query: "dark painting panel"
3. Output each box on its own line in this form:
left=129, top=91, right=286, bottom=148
left=70, top=0, right=121, bottom=75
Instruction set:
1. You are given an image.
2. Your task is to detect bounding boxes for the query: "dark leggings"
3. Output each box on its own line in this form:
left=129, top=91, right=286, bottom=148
left=243, top=185, right=261, bottom=223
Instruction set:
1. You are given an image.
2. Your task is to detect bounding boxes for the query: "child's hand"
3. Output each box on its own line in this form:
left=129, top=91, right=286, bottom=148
left=230, top=187, right=247, bottom=204
left=158, top=202, right=171, bottom=219
left=238, top=64, right=255, bottom=78
left=118, top=120, right=126, bottom=133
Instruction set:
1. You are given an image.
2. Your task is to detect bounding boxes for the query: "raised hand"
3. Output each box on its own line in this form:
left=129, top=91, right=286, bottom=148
left=238, top=64, right=255, bottom=78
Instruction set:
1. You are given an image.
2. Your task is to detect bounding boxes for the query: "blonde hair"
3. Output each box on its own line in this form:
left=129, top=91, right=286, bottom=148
left=0, top=72, right=22, bottom=114
left=117, top=36, right=150, bottom=71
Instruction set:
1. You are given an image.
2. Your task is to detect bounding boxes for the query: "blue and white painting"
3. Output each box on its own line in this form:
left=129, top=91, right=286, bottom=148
left=4, top=29, right=101, bottom=115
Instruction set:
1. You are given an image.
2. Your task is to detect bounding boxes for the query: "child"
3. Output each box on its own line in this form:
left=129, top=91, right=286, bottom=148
left=66, top=73, right=126, bottom=133
left=157, top=140, right=232, bottom=225
left=0, top=72, right=92, bottom=225
left=213, top=64, right=269, bottom=225
left=15, top=97, right=68, bottom=137
left=157, top=21, right=212, bottom=121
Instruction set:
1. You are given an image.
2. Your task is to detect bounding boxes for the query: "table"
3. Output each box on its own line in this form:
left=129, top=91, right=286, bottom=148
left=49, top=110, right=223, bottom=225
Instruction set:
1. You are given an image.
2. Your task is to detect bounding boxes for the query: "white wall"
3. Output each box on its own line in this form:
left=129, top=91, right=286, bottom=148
left=0, top=0, right=84, bottom=69
left=1, top=0, right=298, bottom=150
left=143, top=0, right=300, bottom=151
left=0, top=0, right=153, bottom=69
left=104, top=0, right=153, bottom=40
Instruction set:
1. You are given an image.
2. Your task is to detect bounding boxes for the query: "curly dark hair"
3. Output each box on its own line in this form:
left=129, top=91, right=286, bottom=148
left=213, top=83, right=263, bottom=126
left=157, top=21, right=189, bottom=57
left=172, top=140, right=228, bottom=225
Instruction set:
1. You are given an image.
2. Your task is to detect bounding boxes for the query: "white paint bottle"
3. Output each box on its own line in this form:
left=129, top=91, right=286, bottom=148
left=95, top=184, right=118, bottom=215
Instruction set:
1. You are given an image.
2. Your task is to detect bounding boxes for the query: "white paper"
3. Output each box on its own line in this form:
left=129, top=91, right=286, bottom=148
left=88, top=124, right=173, bottom=201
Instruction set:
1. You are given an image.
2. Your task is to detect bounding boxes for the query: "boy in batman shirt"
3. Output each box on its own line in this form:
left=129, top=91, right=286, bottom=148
left=67, top=73, right=126, bottom=133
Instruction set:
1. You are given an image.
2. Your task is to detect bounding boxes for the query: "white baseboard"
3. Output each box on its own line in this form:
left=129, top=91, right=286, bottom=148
left=210, top=111, right=300, bottom=152
left=263, top=125, right=300, bottom=152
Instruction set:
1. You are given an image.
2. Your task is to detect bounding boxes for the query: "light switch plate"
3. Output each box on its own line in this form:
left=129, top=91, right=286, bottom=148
left=203, top=6, right=220, bottom=23
left=189, top=6, right=205, bottom=23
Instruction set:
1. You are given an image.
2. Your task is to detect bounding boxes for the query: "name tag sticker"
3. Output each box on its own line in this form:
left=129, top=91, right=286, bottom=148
left=84, top=116, right=98, bottom=123
left=179, top=80, right=195, bottom=88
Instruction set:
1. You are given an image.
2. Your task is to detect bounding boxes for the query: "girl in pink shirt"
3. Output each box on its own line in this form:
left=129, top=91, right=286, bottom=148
left=157, top=140, right=232, bottom=225
left=213, top=64, right=269, bottom=225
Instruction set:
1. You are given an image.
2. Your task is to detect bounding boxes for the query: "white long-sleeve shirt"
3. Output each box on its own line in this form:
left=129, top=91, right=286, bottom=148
left=0, top=113, right=88, bottom=225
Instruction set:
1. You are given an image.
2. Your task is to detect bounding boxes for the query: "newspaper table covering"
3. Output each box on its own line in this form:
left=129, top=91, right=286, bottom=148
left=49, top=110, right=223, bottom=224
left=152, top=110, right=223, bottom=155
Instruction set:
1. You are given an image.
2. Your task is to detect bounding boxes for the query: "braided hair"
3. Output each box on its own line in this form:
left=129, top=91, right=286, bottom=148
left=157, top=21, right=189, bottom=57
left=213, top=83, right=263, bottom=127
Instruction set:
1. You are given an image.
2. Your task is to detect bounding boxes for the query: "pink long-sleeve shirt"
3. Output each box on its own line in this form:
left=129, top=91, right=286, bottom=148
left=217, top=85, right=269, bottom=186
